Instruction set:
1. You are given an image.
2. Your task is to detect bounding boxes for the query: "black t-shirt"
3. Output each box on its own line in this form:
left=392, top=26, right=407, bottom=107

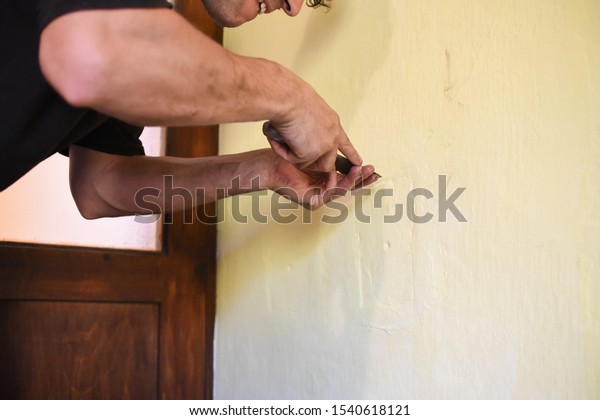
left=0, top=0, right=171, bottom=191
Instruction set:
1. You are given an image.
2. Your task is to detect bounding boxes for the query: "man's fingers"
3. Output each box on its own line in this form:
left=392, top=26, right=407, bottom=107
left=338, top=135, right=363, bottom=167
left=321, top=166, right=359, bottom=203
left=321, top=165, right=380, bottom=202
left=338, top=165, right=363, bottom=190
left=267, top=138, right=303, bottom=165
left=324, top=170, right=337, bottom=192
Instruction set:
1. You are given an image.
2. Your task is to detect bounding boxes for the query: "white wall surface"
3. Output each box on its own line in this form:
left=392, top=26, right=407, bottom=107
left=216, top=0, right=599, bottom=398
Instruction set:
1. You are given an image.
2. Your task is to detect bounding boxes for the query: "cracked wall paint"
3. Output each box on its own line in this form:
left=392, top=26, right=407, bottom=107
left=215, top=0, right=600, bottom=398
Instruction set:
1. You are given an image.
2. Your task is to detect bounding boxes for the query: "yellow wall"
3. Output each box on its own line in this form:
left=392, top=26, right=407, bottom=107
left=216, top=0, right=600, bottom=398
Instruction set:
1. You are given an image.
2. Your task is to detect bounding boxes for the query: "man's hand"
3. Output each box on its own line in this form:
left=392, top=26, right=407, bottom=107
left=264, top=83, right=362, bottom=174
left=264, top=150, right=378, bottom=210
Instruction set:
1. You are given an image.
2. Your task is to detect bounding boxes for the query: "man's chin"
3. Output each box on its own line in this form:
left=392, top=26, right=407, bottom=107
left=204, top=10, right=255, bottom=28
left=228, top=13, right=260, bottom=27
left=221, top=19, right=247, bottom=28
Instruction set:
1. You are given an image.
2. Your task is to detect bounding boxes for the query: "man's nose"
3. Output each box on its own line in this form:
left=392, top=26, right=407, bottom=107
left=283, top=0, right=303, bottom=17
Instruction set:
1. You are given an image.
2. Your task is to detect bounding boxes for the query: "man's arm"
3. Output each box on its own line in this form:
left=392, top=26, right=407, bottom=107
left=68, top=146, right=377, bottom=220
left=39, top=8, right=361, bottom=172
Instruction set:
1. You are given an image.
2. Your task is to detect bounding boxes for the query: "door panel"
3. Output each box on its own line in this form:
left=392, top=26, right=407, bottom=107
left=0, top=301, right=159, bottom=399
left=0, top=1, right=220, bottom=399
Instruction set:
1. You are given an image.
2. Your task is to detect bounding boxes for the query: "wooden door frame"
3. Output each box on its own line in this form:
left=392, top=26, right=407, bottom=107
left=0, top=1, right=221, bottom=399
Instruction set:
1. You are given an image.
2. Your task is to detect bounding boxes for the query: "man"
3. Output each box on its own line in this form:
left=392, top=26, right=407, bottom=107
left=0, top=0, right=378, bottom=218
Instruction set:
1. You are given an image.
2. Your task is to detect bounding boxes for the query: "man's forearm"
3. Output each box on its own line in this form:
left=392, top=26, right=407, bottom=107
left=69, top=146, right=275, bottom=219
left=39, top=9, right=299, bottom=128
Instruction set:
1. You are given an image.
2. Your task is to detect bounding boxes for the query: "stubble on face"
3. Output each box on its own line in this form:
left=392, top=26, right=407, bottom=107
left=201, top=0, right=260, bottom=27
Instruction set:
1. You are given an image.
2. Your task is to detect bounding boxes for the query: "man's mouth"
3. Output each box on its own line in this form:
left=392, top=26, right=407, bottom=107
left=258, top=0, right=267, bottom=15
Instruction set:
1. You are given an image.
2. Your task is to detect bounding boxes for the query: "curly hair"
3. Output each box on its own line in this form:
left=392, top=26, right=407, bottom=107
left=306, top=0, right=332, bottom=8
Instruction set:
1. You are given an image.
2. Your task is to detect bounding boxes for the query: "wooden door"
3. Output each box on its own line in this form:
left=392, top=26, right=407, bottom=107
left=0, top=1, right=220, bottom=400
